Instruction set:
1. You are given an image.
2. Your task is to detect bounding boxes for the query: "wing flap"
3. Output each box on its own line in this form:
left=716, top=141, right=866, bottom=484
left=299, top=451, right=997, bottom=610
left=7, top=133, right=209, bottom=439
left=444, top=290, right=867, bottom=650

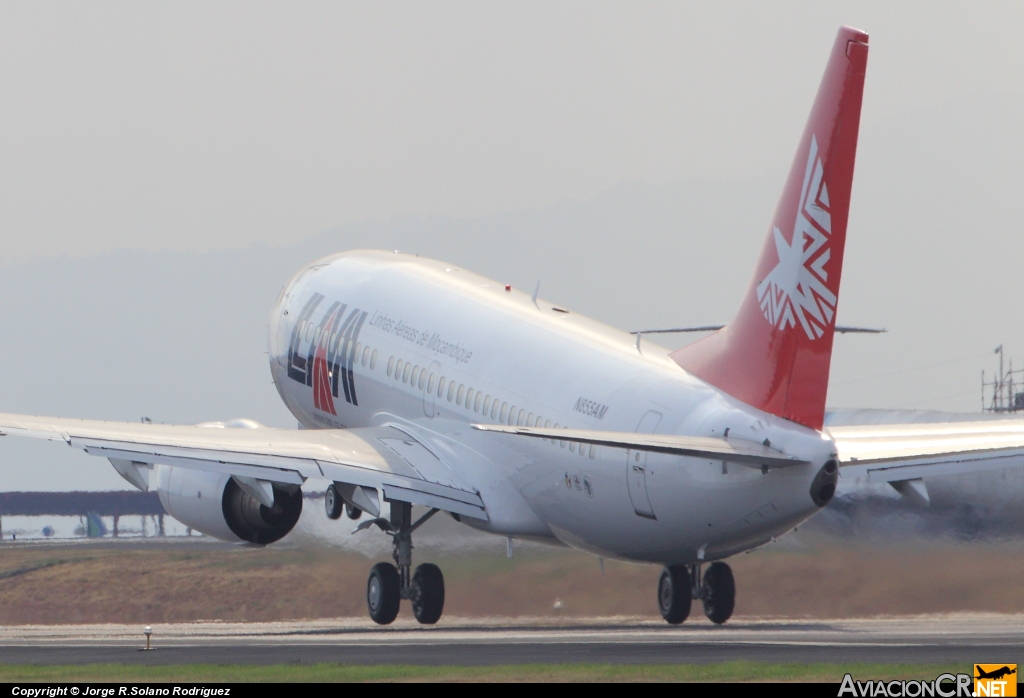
left=472, top=424, right=807, bottom=468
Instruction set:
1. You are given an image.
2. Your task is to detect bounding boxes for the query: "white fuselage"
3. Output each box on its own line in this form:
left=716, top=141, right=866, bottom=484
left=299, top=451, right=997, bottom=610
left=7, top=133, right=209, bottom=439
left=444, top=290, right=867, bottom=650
left=268, top=250, right=837, bottom=564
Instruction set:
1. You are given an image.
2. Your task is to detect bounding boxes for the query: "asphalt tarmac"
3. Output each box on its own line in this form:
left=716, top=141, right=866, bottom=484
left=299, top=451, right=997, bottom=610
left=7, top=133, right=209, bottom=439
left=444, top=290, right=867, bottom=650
left=0, top=615, right=1020, bottom=665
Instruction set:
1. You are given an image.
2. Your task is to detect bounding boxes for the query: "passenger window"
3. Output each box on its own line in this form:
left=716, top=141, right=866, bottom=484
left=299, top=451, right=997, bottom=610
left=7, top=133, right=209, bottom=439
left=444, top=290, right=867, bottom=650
left=395, top=359, right=404, bottom=380
left=403, top=363, right=412, bottom=383
left=411, top=366, right=420, bottom=386
left=500, top=403, right=509, bottom=422
left=438, top=377, right=446, bottom=397
left=387, top=356, right=395, bottom=377
left=362, top=346, right=370, bottom=367
left=527, top=413, right=534, bottom=427
left=354, top=342, right=361, bottom=359
left=579, top=442, right=586, bottom=457
left=544, top=419, right=551, bottom=428
left=569, top=441, right=576, bottom=453
left=483, top=396, right=492, bottom=415
left=370, top=350, right=378, bottom=370
left=305, top=323, right=314, bottom=342
left=418, top=370, right=427, bottom=390
left=313, top=327, right=322, bottom=345
left=508, top=406, right=517, bottom=425
left=589, top=444, right=597, bottom=459
left=428, top=373, right=437, bottom=393
left=456, top=385, right=465, bottom=406
left=447, top=381, right=456, bottom=401
left=517, top=409, right=526, bottom=426
left=464, top=388, right=473, bottom=408
left=474, top=392, right=483, bottom=413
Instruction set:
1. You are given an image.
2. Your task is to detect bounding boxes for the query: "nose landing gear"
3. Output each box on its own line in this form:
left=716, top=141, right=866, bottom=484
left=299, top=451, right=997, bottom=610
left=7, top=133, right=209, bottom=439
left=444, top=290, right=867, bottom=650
left=363, top=502, right=445, bottom=626
left=658, top=561, right=735, bottom=625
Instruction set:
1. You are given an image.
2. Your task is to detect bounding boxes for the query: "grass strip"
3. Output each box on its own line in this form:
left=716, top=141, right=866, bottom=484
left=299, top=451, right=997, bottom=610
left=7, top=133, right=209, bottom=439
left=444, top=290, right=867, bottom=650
left=0, top=662, right=965, bottom=683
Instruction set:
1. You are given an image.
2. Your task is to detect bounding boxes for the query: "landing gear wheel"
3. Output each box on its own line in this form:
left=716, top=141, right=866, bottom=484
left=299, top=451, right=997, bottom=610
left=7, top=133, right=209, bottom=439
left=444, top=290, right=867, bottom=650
left=701, top=561, right=735, bottom=625
left=367, top=562, right=401, bottom=625
left=346, top=502, right=362, bottom=520
left=324, top=484, right=344, bottom=520
left=657, top=565, right=692, bottom=625
left=411, top=563, right=445, bottom=625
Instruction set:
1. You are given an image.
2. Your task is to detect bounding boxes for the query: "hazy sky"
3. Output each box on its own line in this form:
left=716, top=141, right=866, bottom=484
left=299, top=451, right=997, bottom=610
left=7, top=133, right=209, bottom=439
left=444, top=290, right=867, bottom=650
left=1, top=2, right=1022, bottom=259
left=1, top=2, right=1023, bottom=490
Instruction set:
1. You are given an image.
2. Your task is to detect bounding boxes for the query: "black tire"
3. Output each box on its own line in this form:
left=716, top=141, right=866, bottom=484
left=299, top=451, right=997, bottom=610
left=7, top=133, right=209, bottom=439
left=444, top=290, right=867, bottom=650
left=701, top=561, right=736, bottom=625
left=367, top=562, right=401, bottom=625
left=657, top=565, right=691, bottom=625
left=325, top=484, right=344, bottom=520
left=411, top=563, right=445, bottom=625
left=346, top=502, right=362, bottom=520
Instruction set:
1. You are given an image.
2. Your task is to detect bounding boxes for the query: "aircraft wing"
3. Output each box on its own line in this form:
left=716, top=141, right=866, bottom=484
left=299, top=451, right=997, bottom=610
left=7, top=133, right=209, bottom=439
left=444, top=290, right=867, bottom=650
left=828, top=419, right=1024, bottom=487
left=0, top=413, right=487, bottom=520
left=472, top=424, right=807, bottom=468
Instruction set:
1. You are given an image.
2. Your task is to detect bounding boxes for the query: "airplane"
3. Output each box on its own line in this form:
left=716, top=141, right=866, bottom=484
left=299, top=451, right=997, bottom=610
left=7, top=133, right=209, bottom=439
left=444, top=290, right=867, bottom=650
left=5, top=26, right=1024, bottom=627
left=976, top=667, right=1017, bottom=681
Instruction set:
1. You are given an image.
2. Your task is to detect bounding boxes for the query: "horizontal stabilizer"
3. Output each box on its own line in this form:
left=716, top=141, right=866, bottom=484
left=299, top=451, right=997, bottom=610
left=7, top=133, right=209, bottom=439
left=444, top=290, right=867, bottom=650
left=472, top=424, right=807, bottom=468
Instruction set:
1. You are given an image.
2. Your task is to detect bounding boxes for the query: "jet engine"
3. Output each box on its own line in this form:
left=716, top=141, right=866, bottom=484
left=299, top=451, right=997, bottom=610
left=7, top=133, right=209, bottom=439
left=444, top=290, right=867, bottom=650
left=156, top=465, right=302, bottom=544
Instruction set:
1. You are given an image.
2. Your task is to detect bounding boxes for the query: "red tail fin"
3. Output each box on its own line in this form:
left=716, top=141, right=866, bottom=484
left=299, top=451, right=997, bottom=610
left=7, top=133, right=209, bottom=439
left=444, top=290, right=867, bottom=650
left=671, top=27, right=868, bottom=431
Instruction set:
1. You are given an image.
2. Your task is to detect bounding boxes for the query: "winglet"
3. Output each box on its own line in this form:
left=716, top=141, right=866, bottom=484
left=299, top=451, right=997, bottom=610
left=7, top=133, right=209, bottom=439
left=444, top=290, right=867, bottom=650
left=671, top=27, right=868, bottom=431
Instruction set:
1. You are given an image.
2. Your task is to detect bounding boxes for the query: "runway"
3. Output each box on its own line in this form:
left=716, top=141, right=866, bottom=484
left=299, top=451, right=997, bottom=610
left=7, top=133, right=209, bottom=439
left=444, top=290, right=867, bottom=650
left=0, top=614, right=1020, bottom=665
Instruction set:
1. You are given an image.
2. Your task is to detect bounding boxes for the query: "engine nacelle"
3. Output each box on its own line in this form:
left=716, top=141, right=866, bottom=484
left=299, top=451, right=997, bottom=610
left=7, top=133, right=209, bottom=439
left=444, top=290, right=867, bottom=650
left=156, top=465, right=302, bottom=544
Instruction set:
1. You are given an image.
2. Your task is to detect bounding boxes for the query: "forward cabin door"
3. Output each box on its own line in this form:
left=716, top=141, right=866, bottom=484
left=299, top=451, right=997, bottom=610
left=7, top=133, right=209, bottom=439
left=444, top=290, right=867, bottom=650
left=627, top=410, right=661, bottom=519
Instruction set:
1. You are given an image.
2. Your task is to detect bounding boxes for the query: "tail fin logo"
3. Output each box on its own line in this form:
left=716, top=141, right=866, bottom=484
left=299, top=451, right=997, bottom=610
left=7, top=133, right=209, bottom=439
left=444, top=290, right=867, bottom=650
left=756, top=136, right=836, bottom=340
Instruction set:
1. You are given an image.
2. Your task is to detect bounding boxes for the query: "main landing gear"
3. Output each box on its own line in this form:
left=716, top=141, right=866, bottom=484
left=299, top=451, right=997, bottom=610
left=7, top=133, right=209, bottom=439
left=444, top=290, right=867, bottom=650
left=657, top=561, right=735, bottom=625
left=361, top=501, right=445, bottom=625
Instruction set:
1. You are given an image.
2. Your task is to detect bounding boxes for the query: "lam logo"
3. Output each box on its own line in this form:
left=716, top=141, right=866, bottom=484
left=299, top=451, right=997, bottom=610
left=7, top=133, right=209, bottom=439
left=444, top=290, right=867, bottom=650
left=975, top=664, right=1017, bottom=697
left=286, top=293, right=368, bottom=415
left=756, top=135, right=837, bottom=340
